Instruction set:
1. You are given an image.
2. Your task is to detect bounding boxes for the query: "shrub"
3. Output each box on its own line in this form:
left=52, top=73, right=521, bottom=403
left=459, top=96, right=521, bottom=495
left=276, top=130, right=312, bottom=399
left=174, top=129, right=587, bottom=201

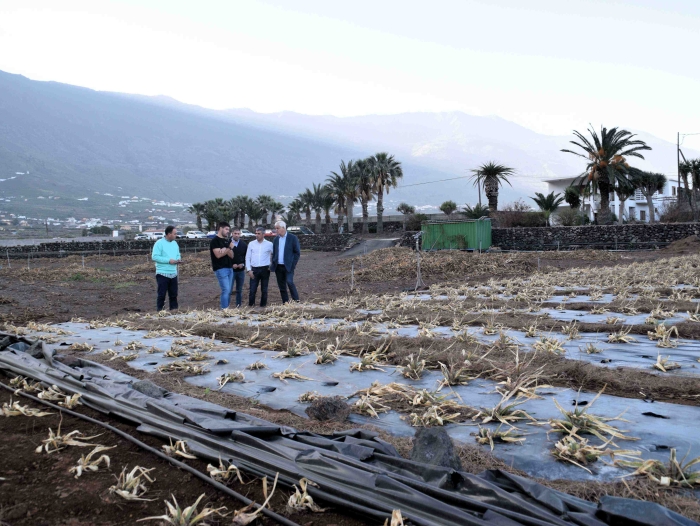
left=439, top=200, right=458, bottom=215
left=659, top=200, right=694, bottom=223
left=492, top=211, right=547, bottom=228
left=553, top=208, right=586, bottom=226
left=406, top=213, right=429, bottom=231
left=501, top=199, right=532, bottom=212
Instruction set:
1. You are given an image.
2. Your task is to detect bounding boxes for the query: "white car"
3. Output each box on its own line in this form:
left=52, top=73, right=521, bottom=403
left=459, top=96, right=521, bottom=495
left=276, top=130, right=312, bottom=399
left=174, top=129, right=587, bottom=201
left=148, top=232, right=165, bottom=240
left=134, top=233, right=149, bottom=240
left=186, top=230, right=206, bottom=239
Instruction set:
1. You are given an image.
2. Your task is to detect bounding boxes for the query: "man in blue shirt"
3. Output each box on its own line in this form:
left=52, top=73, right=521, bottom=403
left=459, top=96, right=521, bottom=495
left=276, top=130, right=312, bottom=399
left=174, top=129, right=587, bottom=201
left=270, top=220, right=300, bottom=303
left=151, top=225, right=181, bottom=311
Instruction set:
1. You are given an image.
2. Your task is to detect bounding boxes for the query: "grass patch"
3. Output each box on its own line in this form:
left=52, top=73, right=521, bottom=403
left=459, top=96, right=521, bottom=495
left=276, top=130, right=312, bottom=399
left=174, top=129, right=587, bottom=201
left=114, top=281, right=137, bottom=289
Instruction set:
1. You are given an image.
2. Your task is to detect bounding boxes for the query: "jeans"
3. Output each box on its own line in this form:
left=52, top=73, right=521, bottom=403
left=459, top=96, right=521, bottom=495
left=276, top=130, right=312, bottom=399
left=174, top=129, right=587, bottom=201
left=231, top=269, right=245, bottom=307
left=248, top=267, right=270, bottom=307
left=156, top=274, right=178, bottom=311
left=274, top=266, right=299, bottom=303
left=214, top=268, right=233, bottom=309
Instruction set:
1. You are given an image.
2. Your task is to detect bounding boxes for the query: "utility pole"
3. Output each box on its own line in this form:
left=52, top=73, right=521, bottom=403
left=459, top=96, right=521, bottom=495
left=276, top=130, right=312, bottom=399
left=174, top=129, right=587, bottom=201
left=677, top=132, right=681, bottom=203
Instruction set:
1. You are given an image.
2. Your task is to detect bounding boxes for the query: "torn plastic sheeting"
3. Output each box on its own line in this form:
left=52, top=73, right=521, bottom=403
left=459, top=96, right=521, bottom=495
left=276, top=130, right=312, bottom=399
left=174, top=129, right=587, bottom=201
left=1, top=338, right=695, bottom=525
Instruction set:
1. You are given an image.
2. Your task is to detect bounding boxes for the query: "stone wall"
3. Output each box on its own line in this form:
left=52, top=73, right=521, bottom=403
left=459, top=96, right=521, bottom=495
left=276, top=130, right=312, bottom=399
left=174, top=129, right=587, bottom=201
left=399, top=223, right=700, bottom=251
left=1, top=234, right=357, bottom=258
left=491, top=223, right=700, bottom=251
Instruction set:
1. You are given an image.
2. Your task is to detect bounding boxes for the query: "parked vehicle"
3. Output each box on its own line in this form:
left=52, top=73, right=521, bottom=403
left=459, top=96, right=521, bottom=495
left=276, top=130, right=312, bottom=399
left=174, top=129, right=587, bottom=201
left=147, top=231, right=165, bottom=240
left=263, top=229, right=276, bottom=239
left=134, top=234, right=149, bottom=240
left=186, top=230, right=206, bottom=239
left=176, top=230, right=185, bottom=239
left=206, top=231, right=217, bottom=239
left=287, top=226, right=315, bottom=235
left=239, top=229, right=255, bottom=241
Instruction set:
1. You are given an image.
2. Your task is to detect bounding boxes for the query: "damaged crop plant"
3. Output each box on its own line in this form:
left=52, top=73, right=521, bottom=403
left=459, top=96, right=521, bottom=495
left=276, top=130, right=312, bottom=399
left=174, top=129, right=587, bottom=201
left=4, top=245, right=700, bottom=524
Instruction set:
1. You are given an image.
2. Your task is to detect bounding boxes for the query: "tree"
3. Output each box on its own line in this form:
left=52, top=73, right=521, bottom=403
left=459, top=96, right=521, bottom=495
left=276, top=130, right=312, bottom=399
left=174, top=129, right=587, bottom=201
left=630, top=170, right=667, bottom=224
left=237, top=196, right=254, bottom=229
left=353, top=158, right=375, bottom=234
left=298, top=189, right=314, bottom=228
left=613, top=177, right=637, bottom=225
left=269, top=200, right=285, bottom=226
left=530, top=192, right=564, bottom=226
left=462, top=203, right=490, bottom=219
left=469, top=162, right=514, bottom=212
left=370, top=152, right=403, bottom=233
left=246, top=202, right=265, bottom=229
left=255, top=194, right=277, bottom=226
left=186, top=203, right=206, bottom=231
left=286, top=198, right=303, bottom=225
left=679, top=159, right=700, bottom=220
left=204, top=198, right=227, bottom=230
left=564, top=186, right=581, bottom=210
left=439, top=200, right=457, bottom=216
left=311, top=182, right=325, bottom=233
left=320, top=185, right=335, bottom=233
left=561, top=126, right=651, bottom=224
left=326, top=161, right=352, bottom=229
left=396, top=202, right=415, bottom=231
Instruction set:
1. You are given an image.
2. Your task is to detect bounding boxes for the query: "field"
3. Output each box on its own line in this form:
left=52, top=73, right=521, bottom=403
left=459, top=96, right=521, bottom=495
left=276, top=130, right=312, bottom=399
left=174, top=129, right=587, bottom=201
left=1, top=239, right=700, bottom=524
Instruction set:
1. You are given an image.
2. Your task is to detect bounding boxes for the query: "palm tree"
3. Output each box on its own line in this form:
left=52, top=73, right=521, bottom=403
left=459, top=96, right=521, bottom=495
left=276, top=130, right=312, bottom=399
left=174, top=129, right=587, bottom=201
left=370, top=152, right=403, bottom=233
left=564, top=186, right=581, bottom=210
left=353, top=158, right=375, bottom=234
left=462, top=203, right=490, bottom=219
left=327, top=161, right=353, bottom=231
left=439, top=200, right=457, bottom=216
left=561, top=126, right=651, bottom=224
left=255, top=194, right=276, bottom=226
left=396, top=202, right=415, bottom=231
left=469, top=162, right=514, bottom=212
left=269, top=201, right=285, bottom=225
left=679, top=159, right=700, bottom=217
left=237, top=196, right=254, bottom=229
left=630, top=170, right=667, bottom=224
left=204, top=198, right=227, bottom=230
left=246, top=202, right=265, bottom=229
left=613, top=177, right=637, bottom=225
left=186, top=202, right=206, bottom=231
left=298, top=189, right=314, bottom=228
left=311, top=182, right=325, bottom=233
left=286, top=198, right=303, bottom=225
left=530, top=192, right=565, bottom=226
left=320, top=185, right=335, bottom=233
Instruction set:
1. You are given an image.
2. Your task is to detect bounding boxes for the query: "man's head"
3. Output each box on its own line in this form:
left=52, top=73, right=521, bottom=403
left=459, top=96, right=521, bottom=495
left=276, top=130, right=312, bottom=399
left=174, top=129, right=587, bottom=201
left=254, top=226, right=265, bottom=242
left=231, top=227, right=241, bottom=242
left=164, top=225, right=177, bottom=241
left=275, top=220, right=287, bottom=236
left=217, top=221, right=230, bottom=238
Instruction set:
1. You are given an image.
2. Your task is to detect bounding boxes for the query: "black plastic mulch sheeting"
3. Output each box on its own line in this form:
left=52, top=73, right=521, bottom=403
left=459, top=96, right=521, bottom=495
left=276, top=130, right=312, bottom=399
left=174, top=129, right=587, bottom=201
left=0, top=333, right=697, bottom=526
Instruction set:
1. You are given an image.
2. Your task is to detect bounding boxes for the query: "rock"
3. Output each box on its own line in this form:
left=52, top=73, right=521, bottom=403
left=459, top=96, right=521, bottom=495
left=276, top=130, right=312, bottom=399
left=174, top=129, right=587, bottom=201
left=131, top=380, right=167, bottom=399
left=410, top=427, right=462, bottom=471
left=305, top=396, right=351, bottom=422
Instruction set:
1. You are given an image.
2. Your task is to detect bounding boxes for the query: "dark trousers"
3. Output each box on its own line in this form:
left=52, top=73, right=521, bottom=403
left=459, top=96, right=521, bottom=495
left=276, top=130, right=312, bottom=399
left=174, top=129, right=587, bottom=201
left=275, top=266, right=299, bottom=303
left=231, top=269, right=245, bottom=307
left=156, top=274, right=178, bottom=311
left=248, top=267, right=270, bottom=307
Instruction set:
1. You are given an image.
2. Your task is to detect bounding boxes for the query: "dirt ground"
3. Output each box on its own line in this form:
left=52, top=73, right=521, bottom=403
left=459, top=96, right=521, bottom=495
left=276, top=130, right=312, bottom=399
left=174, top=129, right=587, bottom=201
left=2, top=241, right=700, bottom=524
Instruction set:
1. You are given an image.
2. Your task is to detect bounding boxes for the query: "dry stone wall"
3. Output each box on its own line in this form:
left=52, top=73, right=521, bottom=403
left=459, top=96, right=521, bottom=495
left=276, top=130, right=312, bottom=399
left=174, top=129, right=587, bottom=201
left=1, top=234, right=356, bottom=258
left=399, top=223, right=700, bottom=251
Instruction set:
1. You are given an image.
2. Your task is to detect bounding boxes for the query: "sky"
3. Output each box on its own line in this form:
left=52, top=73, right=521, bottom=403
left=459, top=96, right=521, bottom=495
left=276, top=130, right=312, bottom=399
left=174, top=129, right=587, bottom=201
left=1, top=0, right=699, bottom=149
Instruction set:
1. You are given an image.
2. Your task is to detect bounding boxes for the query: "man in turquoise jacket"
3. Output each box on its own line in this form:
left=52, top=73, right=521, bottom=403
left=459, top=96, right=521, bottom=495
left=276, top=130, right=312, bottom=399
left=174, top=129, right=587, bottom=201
left=151, top=225, right=182, bottom=311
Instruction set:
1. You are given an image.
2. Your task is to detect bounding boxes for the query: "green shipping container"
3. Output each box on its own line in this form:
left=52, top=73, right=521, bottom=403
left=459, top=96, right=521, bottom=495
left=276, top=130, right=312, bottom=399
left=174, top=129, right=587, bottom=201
left=420, top=219, right=492, bottom=251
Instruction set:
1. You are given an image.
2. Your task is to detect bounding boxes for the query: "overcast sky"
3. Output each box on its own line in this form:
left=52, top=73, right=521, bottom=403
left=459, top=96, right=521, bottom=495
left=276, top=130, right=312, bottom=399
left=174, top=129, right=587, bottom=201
left=1, top=0, right=699, bottom=148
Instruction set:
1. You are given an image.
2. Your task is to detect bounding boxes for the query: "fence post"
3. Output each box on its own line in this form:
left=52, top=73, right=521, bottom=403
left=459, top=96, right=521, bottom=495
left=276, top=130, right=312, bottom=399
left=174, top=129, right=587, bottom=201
left=82, top=254, right=85, bottom=268
left=6, top=250, right=9, bottom=269
left=351, top=260, right=355, bottom=291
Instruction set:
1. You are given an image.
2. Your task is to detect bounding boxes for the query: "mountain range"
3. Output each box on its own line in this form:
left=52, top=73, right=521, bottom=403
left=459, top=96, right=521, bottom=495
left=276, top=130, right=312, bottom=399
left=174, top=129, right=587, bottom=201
left=0, top=69, right=694, bottom=219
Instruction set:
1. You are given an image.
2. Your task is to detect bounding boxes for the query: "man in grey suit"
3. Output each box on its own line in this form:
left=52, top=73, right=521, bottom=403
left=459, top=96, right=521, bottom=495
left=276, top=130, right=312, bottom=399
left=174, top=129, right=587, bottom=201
left=270, top=220, right=301, bottom=303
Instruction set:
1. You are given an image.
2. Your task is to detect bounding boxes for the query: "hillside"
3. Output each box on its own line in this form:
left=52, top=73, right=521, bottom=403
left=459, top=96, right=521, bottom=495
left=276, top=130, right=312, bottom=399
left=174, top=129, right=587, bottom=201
left=1, top=70, right=694, bottom=220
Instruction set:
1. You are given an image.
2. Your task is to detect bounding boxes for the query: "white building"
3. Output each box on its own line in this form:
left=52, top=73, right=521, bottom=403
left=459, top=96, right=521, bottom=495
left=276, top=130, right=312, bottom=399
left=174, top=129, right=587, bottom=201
left=545, top=176, right=681, bottom=223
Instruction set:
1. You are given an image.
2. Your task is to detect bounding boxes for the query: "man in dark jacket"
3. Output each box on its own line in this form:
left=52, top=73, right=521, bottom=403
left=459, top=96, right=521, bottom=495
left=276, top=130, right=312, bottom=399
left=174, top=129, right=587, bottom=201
left=229, top=227, right=248, bottom=308
left=270, top=220, right=300, bottom=303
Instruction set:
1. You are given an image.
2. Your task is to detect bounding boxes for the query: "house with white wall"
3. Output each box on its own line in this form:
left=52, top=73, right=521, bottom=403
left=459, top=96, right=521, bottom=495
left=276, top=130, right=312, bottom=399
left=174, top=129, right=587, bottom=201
left=545, top=176, right=680, bottom=223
